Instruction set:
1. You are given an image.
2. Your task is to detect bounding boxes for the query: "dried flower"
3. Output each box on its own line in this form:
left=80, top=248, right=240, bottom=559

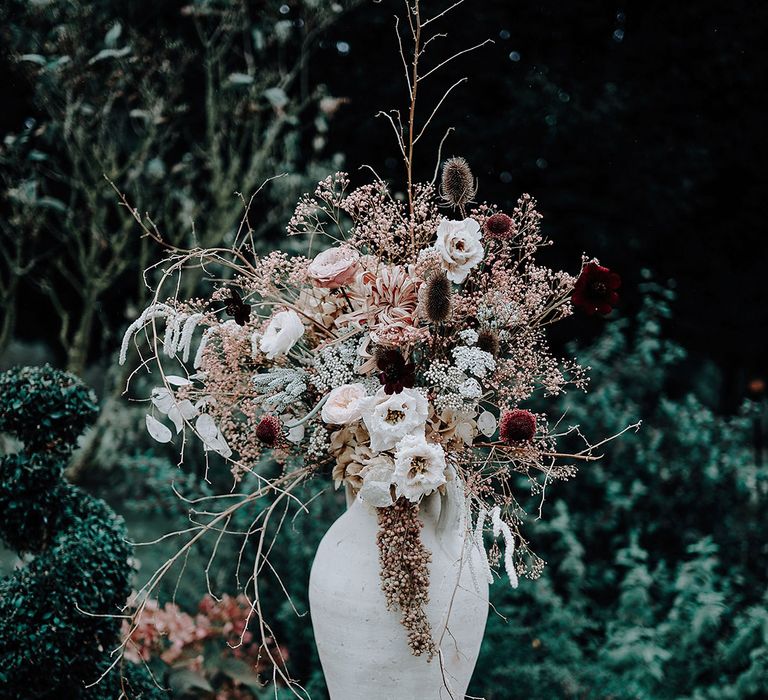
left=223, top=288, right=251, bottom=326
left=477, top=329, right=500, bottom=357
left=499, top=409, right=537, bottom=444
left=440, top=156, right=477, bottom=209
left=421, top=271, right=452, bottom=323
left=376, top=499, right=436, bottom=658
left=572, top=262, right=621, bottom=315
left=255, top=415, right=282, bottom=446
left=483, top=212, right=515, bottom=240
left=376, top=348, right=416, bottom=394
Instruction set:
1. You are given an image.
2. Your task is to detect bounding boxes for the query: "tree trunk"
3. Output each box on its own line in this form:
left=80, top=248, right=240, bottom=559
left=67, top=291, right=97, bottom=376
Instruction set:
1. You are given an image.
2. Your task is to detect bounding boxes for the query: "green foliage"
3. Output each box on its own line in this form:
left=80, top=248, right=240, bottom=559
left=0, top=364, right=98, bottom=455
left=0, top=366, right=163, bottom=699
left=469, top=282, right=768, bottom=699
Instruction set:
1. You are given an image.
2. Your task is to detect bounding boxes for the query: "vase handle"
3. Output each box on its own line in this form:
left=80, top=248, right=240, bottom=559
left=436, top=475, right=464, bottom=541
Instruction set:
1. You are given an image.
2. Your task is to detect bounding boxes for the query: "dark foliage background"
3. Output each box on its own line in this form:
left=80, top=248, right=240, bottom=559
left=1, top=1, right=767, bottom=699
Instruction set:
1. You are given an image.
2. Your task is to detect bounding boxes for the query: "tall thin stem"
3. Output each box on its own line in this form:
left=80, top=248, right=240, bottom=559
left=406, top=0, right=422, bottom=251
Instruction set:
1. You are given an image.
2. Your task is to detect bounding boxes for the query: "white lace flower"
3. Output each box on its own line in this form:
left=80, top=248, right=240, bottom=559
left=321, top=383, right=368, bottom=425
left=432, top=217, right=484, bottom=284
left=259, top=310, right=304, bottom=359
left=361, top=387, right=429, bottom=453
left=393, top=434, right=447, bottom=502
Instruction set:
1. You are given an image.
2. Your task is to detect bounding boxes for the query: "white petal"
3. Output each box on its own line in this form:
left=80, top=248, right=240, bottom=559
left=145, top=414, right=172, bottom=443
left=165, top=375, right=192, bottom=386
left=177, top=399, right=198, bottom=420
left=151, top=387, right=175, bottom=414
left=287, top=424, right=305, bottom=443
left=167, top=406, right=184, bottom=433
left=477, top=411, right=497, bottom=438
left=195, top=413, right=219, bottom=440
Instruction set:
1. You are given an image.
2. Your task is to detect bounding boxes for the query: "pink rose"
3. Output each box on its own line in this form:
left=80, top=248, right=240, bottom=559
left=307, top=246, right=360, bottom=288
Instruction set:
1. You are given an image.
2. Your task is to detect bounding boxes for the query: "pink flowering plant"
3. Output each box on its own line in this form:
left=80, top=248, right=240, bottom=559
left=122, top=593, right=288, bottom=698
left=115, top=0, right=638, bottom=690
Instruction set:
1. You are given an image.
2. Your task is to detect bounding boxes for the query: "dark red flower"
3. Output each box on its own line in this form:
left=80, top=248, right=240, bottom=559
left=484, top=212, right=515, bottom=239
left=499, top=409, right=537, bottom=444
left=572, top=262, right=621, bottom=315
left=376, top=348, right=415, bottom=395
left=223, top=288, right=251, bottom=326
left=255, top=415, right=282, bottom=446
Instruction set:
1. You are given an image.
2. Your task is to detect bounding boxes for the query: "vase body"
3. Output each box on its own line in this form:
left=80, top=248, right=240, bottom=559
left=309, top=485, right=488, bottom=699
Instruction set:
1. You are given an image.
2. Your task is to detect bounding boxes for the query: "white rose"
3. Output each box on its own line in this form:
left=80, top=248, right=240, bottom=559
left=321, top=383, right=369, bottom=425
left=361, top=387, right=429, bottom=453
left=259, top=310, right=304, bottom=359
left=432, top=217, right=484, bottom=284
left=393, top=434, right=447, bottom=502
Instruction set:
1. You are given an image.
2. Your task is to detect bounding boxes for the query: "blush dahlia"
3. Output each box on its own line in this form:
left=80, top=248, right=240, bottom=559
left=571, top=262, right=621, bottom=316
left=499, top=409, right=537, bottom=444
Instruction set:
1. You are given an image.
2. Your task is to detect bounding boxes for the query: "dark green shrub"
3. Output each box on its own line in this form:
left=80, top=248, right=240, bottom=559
left=0, top=365, right=164, bottom=699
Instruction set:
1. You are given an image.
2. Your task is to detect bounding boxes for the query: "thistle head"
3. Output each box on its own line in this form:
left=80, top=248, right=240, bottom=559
left=440, top=157, right=477, bottom=209
left=477, top=329, right=500, bottom=357
left=422, top=271, right=452, bottom=323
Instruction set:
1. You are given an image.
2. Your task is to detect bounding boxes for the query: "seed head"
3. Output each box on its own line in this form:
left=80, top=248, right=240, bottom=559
left=499, top=409, right=537, bottom=444
left=423, top=271, right=452, bottom=323
left=477, top=329, right=500, bottom=357
left=440, top=157, right=477, bottom=209
left=256, top=414, right=282, bottom=446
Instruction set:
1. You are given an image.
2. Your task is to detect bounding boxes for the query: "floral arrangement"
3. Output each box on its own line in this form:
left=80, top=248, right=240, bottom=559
left=115, top=0, right=637, bottom=691
left=119, top=161, right=632, bottom=659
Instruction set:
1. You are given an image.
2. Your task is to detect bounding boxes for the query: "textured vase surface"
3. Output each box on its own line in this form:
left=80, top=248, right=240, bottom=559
left=309, top=485, right=489, bottom=699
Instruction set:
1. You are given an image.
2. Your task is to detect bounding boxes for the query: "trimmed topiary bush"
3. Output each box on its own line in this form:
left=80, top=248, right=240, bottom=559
left=0, top=365, right=164, bottom=699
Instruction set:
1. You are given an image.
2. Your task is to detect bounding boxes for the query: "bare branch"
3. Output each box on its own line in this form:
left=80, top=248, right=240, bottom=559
left=418, top=38, right=494, bottom=83
left=422, top=0, right=467, bottom=27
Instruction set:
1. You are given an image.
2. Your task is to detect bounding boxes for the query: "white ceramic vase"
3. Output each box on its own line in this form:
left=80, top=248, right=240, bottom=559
left=309, top=482, right=489, bottom=700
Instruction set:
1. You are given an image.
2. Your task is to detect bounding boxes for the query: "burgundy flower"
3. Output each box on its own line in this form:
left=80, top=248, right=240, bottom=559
left=376, top=348, right=415, bottom=395
left=499, top=409, right=537, bottom=444
left=223, top=288, right=251, bottom=326
left=255, top=415, right=282, bottom=446
left=572, top=262, right=621, bottom=316
left=484, top=212, right=515, bottom=239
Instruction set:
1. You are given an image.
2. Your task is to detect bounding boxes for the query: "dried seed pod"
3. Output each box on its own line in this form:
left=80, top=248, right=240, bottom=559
left=477, top=329, right=500, bottom=357
left=423, top=271, right=452, bottom=323
left=440, top=156, right=477, bottom=209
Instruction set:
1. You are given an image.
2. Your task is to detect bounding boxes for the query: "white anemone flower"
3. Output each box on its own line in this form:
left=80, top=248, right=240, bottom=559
left=393, top=434, right=447, bottom=502
left=259, top=310, right=305, bottom=359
